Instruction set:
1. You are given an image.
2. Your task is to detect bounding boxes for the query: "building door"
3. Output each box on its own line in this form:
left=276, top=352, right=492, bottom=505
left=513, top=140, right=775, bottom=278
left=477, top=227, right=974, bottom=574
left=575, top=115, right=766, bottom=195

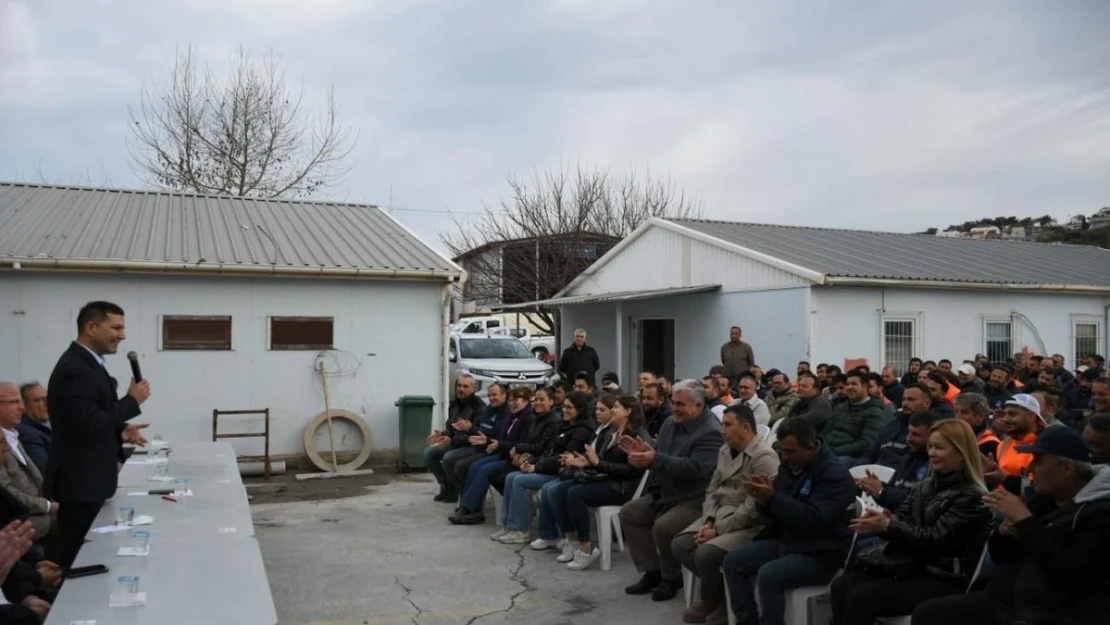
left=637, top=319, right=675, bottom=381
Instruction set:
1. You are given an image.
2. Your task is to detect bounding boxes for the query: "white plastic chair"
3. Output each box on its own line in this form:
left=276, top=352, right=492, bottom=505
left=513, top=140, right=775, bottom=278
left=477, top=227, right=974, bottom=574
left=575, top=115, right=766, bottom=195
left=756, top=424, right=771, bottom=441
left=683, top=566, right=700, bottom=608
left=593, top=470, right=650, bottom=571
left=849, top=464, right=895, bottom=483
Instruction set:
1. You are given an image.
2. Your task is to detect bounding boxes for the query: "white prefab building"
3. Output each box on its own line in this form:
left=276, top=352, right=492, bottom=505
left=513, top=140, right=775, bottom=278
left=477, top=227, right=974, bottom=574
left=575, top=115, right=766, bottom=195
left=505, top=218, right=1110, bottom=383
left=0, top=183, right=462, bottom=460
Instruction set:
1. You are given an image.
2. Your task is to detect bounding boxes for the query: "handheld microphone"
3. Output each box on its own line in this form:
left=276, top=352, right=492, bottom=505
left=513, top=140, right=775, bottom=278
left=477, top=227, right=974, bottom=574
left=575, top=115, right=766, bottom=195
left=127, top=351, right=143, bottom=382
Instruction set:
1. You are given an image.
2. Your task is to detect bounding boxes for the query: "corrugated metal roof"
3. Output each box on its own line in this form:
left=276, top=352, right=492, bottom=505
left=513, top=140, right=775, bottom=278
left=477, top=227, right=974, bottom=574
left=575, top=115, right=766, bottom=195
left=0, top=182, right=460, bottom=278
left=667, top=218, right=1110, bottom=288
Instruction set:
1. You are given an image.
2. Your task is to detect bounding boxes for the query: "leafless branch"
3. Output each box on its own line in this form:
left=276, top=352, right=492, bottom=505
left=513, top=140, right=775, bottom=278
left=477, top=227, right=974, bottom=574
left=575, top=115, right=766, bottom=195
left=127, top=45, right=357, bottom=198
left=441, top=161, right=702, bottom=332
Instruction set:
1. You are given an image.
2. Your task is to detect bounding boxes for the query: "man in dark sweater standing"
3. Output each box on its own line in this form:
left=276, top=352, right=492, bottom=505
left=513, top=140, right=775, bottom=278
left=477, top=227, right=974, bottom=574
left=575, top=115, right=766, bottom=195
left=619, top=379, right=724, bottom=601
left=558, top=328, right=600, bottom=387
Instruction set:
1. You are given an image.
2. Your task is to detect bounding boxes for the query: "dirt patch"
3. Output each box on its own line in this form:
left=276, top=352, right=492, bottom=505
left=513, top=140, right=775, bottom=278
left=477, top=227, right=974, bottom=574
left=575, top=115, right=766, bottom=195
left=245, top=469, right=431, bottom=505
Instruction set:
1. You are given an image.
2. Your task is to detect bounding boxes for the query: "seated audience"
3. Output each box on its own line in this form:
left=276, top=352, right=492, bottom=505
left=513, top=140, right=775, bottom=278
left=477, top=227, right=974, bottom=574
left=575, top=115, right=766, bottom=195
left=701, top=377, right=727, bottom=421
left=922, top=371, right=956, bottom=418
left=733, top=376, right=771, bottom=428
left=619, top=380, right=723, bottom=601
left=546, top=396, right=650, bottom=570
left=831, top=419, right=992, bottom=625
left=856, top=411, right=937, bottom=511
left=573, top=373, right=598, bottom=417
left=15, top=384, right=49, bottom=475
left=722, top=417, right=857, bottom=625
left=984, top=365, right=1016, bottom=412
left=0, top=386, right=54, bottom=542
left=446, top=383, right=510, bottom=494
left=641, top=383, right=673, bottom=439
left=881, top=366, right=905, bottom=407
left=601, top=372, right=622, bottom=394
left=672, top=405, right=779, bottom=625
left=493, top=392, right=592, bottom=544
left=1084, top=413, right=1110, bottom=464
left=789, top=373, right=833, bottom=433
left=765, top=372, right=799, bottom=425
left=986, top=394, right=1043, bottom=492
left=447, top=387, right=533, bottom=524
left=914, top=426, right=1110, bottom=625
left=637, top=371, right=657, bottom=394
left=0, top=519, right=50, bottom=624
left=956, top=363, right=986, bottom=393
left=866, top=373, right=897, bottom=419
left=952, top=392, right=1000, bottom=459
left=425, top=375, right=486, bottom=502
left=824, top=372, right=887, bottom=463
left=854, top=383, right=933, bottom=469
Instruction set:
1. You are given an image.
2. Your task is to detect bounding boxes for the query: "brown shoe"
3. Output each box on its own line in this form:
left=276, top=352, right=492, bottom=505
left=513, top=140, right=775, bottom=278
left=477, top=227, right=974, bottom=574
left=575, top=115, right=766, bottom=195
left=683, top=601, right=710, bottom=624
left=704, top=602, right=728, bottom=625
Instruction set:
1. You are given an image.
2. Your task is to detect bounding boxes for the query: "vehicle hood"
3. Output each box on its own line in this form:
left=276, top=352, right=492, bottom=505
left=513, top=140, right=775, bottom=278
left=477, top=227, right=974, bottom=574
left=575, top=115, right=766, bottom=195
left=461, top=358, right=553, bottom=373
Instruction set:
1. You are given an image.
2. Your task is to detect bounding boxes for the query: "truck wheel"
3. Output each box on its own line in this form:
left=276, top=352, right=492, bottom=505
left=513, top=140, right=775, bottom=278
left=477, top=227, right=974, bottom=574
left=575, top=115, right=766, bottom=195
left=532, top=347, right=548, bottom=360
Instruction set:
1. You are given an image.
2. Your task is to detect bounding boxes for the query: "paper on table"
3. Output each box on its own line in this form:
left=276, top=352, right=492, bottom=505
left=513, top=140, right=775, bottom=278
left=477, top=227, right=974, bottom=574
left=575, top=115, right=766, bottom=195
left=91, top=515, right=154, bottom=534
left=69, top=621, right=98, bottom=625
left=147, top=475, right=174, bottom=482
left=117, top=546, right=150, bottom=557
left=108, top=591, right=147, bottom=608
left=127, top=489, right=193, bottom=497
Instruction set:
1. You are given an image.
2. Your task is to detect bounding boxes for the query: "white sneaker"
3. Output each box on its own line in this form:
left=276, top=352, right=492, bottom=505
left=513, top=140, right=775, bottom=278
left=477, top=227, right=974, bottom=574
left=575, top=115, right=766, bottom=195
left=489, top=527, right=509, bottom=541
left=566, top=547, right=601, bottom=570
left=530, top=538, right=559, bottom=551
left=556, top=541, right=580, bottom=563
left=498, top=530, right=531, bottom=544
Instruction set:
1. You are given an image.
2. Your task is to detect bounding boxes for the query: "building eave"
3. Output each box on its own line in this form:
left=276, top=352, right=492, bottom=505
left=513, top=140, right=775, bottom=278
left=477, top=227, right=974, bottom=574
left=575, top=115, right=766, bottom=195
left=822, top=276, right=1110, bottom=295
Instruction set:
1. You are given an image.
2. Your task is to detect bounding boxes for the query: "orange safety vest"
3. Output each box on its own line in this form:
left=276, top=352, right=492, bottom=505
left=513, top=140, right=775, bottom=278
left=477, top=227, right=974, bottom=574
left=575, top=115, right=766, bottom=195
left=945, top=385, right=961, bottom=403
left=977, top=428, right=1001, bottom=458
left=997, top=432, right=1037, bottom=478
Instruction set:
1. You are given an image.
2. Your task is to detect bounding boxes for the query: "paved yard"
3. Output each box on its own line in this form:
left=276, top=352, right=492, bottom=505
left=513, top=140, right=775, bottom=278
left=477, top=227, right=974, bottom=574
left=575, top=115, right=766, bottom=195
left=252, top=474, right=692, bottom=625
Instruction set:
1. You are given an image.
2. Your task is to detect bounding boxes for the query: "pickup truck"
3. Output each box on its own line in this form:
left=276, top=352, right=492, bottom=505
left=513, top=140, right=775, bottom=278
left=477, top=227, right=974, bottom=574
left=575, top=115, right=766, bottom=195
left=448, top=334, right=559, bottom=398
left=492, top=327, right=556, bottom=361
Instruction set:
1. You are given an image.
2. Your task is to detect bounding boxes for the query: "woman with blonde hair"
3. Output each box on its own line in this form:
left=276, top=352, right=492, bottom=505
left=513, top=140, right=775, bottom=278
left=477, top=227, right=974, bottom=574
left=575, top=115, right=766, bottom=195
left=830, top=418, right=993, bottom=625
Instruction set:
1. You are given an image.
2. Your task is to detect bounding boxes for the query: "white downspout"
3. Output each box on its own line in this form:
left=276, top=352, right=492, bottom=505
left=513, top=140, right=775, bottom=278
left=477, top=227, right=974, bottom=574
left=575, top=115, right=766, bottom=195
left=440, top=282, right=452, bottom=432
left=615, top=301, right=624, bottom=385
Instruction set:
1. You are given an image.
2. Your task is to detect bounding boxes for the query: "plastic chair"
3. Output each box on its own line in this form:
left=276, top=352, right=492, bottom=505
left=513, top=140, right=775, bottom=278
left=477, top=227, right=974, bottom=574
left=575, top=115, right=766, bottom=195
left=784, top=499, right=865, bottom=625
left=849, top=464, right=895, bottom=483
left=593, top=470, right=650, bottom=571
left=756, top=424, right=771, bottom=441
left=683, top=566, right=700, bottom=608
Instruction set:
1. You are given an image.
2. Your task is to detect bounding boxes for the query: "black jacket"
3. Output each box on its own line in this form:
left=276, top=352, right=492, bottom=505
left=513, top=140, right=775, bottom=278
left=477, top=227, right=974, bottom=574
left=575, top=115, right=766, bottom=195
left=534, top=420, right=595, bottom=475
left=984, top=386, right=1013, bottom=412
left=510, top=409, right=558, bottom=459
left=854, top=411, right=909, bottom=469
left=984, top=465, right=1110, bottom=625
left=648, top=409, right=723, bottom=509
left=874, top=450, right=930, bottom=511
left=960, top=377, right=987, bottom=394
left=593, top=424, right=652, bottom=497
left=45, top=342, right=142, bottom=503
left=558, top=344, right=600, bottom=384
left=761, top=442, right=857, bottom=567
left=883, top=470, right=992, bottom=583
left=645, top=400, right=673, bottom=438
left=789, top=395, right=833, bottom=434
left=467, top=402, right=509, bottom=442
left=444, top=394, right=486, bottom=446
left=16, top=416, right=51, bottom=476
left=882, top=383, right=905, bottom=407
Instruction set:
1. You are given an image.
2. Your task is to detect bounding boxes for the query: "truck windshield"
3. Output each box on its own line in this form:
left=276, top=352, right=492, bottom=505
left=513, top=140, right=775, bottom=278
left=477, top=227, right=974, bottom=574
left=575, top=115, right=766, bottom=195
left=460, top=338, right=532, bottom=359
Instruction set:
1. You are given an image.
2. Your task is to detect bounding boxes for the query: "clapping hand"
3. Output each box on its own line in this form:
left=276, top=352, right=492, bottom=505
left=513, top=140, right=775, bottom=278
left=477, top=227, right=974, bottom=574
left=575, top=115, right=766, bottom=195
left=694, top=522, right=717, bottom=545
left=452, top=419, right=472, bottom=433
left=982, top=488, right=1032, bottom=523
left=619, top=435, right=651, bottom=454
left=584, top=445, right=600, bottom=467
left=122, top=423, right=149, bottom=446
left=855, top=470, right=883, bottom=497
left=486, top=439, right=500, bottom=454
left=743, top=475, right=775, bottom=503
left=562, top=453, right=588, bottom=469
left=469, top=433, right=488, bottom=447
left=849, top=508, right=892, bottom=534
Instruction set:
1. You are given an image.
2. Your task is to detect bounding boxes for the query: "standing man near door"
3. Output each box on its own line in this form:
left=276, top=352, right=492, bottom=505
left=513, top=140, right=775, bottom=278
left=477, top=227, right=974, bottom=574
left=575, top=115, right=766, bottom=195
left=558, top=328, right=601, bottom=387
left=721, top=327, right=755, bottom=388
left=45, top=301, right=151, bottom=568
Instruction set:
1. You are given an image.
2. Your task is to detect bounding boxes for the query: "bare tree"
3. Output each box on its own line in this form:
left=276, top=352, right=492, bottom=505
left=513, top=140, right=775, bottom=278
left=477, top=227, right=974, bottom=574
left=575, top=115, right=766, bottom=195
left=442, top=162, right=702, bottom=334
left=128, top=46, right=355, bottom=198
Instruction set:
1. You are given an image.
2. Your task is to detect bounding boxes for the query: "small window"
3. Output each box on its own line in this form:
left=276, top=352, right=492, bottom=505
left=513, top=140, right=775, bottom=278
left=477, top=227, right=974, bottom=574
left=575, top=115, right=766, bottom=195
left=1072, top=315, right=1103, bottom=366
left=161, top=315, right=232, bottom=351
left=880, top=312, right=922, bottom=374
left=984, top=320, right=1012, bottom=366
left=270, top=317, right=334, bottom=350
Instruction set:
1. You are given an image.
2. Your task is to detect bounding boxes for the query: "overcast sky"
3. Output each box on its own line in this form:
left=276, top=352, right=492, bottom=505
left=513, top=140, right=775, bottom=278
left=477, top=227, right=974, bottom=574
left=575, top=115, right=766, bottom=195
left=2, top=0, right=1108, bottom=251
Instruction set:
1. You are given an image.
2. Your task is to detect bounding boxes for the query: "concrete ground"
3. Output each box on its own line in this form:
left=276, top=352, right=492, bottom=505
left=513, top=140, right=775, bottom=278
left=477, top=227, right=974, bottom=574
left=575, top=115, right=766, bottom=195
left=252, top=474, right=694, bottom=625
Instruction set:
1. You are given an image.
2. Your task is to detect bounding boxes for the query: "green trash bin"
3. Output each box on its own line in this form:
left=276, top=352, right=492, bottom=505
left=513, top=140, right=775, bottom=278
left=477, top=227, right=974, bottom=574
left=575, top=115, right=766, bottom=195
left=396, top=395, right=436, bottom=472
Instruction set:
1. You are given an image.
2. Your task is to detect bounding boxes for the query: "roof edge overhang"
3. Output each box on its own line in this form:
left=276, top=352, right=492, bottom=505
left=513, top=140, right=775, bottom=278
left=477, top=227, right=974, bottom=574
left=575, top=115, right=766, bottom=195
left=0, top=257, right=461, bottom=282
left=497, top=284, right=722, bottom=310
left=823, top=276, right=1110, bottom=295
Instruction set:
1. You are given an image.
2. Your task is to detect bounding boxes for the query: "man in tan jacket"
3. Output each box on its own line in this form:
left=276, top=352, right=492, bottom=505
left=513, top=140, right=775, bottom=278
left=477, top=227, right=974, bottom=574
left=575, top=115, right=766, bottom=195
left=0, top=383, right=56, bottom=541
left=672, top=403, right=780, bottom=625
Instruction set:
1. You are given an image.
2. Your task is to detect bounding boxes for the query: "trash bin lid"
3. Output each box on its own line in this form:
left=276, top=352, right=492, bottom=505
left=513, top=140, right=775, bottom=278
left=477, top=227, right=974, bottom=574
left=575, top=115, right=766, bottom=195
left=395, top=395, right=436, bottom=407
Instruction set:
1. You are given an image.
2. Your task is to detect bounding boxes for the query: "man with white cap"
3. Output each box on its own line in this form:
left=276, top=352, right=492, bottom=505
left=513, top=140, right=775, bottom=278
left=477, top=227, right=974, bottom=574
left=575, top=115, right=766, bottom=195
left=956, top=363, right=986, bottom=393
left=989, top=394, right=1045, bottom=493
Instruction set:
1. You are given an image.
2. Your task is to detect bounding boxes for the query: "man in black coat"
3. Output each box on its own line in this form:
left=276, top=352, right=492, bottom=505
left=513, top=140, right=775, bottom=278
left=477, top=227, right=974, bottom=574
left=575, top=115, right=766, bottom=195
left=557, top=328, right=600, bottom=387
left=45, top=301, right=150, bottom=568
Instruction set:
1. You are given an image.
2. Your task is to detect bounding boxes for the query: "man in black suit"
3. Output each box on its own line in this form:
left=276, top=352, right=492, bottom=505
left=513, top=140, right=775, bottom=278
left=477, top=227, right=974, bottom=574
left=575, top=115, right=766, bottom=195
left=44, top=301, right=151, bottom=568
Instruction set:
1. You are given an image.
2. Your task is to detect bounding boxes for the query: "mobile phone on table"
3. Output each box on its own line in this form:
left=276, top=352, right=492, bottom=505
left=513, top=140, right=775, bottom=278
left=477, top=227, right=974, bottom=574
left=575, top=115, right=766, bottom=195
left=67, top=564, right=109, bottom=578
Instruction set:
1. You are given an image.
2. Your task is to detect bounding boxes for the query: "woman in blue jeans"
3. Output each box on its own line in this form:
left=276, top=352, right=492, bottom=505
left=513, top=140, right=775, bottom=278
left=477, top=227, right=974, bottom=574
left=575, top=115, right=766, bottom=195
left=546, top=394, right=651, bottom=570
left=493, top=391, right=595, bottom=544
left=448, top=387, right=533, bottom=525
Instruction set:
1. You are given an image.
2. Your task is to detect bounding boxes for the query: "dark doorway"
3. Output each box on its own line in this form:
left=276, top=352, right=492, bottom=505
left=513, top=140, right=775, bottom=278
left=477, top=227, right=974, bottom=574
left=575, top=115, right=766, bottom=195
left=637, top=319, right=675, bottom=381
